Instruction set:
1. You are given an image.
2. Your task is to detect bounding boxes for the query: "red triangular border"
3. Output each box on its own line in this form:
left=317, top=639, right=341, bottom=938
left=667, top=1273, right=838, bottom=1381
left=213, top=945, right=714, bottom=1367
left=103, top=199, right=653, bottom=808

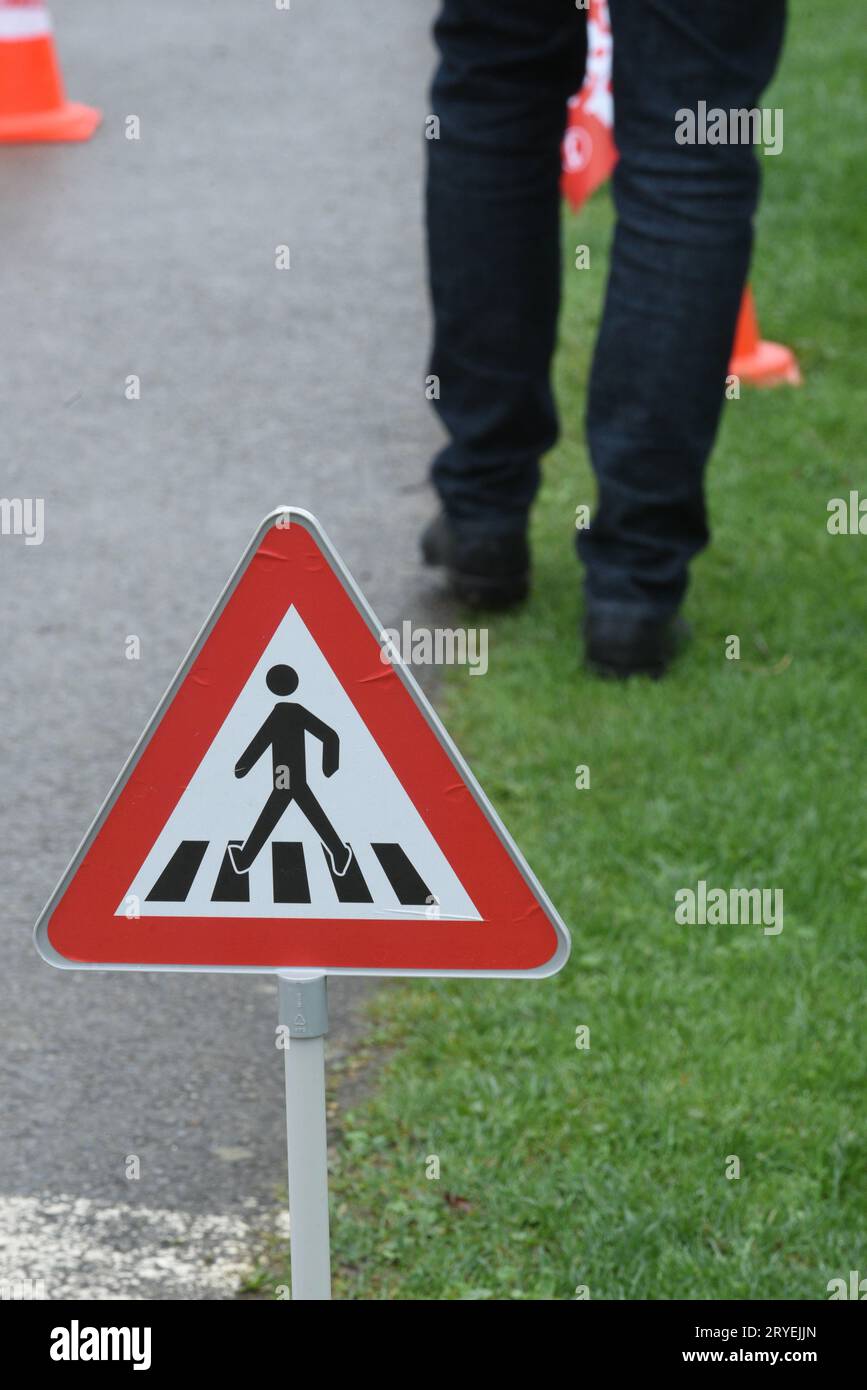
left=36, top=513, right=570, bottom=977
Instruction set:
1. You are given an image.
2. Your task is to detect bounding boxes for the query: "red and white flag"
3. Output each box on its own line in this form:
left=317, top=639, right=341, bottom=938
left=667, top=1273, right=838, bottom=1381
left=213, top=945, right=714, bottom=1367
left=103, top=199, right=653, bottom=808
left=561, top=0, right=617, bottom=211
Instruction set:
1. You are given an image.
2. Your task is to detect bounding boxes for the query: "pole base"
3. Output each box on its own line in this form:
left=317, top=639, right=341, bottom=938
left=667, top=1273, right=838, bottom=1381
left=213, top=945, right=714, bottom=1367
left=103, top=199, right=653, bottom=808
left=0, top=100, right=101, bottom=144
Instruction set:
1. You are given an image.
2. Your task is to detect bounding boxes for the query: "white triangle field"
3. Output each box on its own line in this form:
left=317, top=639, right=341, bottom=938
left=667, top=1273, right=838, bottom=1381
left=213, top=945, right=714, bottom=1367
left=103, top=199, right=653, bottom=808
left=120, top=607, right=481, bottom=922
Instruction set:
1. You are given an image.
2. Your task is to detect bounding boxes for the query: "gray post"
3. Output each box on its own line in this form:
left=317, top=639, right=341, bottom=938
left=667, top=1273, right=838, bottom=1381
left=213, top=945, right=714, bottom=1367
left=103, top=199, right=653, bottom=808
left=278, top=973, right=331, bottom=1300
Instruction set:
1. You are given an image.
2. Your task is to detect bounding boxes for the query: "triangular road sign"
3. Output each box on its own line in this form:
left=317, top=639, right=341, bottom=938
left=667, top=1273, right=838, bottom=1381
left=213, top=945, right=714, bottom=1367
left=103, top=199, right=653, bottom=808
left=35, top=511, right=570, bottom=978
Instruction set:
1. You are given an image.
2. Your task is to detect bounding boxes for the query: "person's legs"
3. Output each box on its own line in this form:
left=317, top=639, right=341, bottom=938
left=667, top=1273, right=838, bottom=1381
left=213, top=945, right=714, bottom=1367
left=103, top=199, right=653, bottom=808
left=579, top=0, right=787, bottom=619
left=291, top=786, right=349, bottom=873
left=427, top=0, right=586, bottom=533
left=232, top=790, right=292, bottom=873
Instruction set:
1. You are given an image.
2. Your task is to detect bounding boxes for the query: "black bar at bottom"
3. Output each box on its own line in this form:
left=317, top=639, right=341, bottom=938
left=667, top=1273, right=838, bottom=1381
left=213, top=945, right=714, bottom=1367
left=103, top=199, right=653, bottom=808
left=8, top=1298, right=856, bottom=1370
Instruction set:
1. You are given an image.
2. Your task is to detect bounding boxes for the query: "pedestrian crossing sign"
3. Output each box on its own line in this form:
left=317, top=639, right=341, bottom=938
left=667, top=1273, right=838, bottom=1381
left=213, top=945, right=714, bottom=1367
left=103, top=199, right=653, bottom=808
left=35, top=510, right=570, bottom=977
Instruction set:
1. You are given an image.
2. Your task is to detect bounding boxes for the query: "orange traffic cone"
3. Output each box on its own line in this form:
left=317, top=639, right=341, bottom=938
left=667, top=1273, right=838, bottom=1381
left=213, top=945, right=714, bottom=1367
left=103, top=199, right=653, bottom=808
left=728, top=286, right=802, bottom=387
left=0, top=0, right=100, bottom=143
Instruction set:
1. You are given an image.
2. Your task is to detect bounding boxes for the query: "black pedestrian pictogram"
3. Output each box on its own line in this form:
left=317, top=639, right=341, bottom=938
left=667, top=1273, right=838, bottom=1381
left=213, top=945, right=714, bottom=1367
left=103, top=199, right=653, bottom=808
left=227, top=664, right=352, bottom=877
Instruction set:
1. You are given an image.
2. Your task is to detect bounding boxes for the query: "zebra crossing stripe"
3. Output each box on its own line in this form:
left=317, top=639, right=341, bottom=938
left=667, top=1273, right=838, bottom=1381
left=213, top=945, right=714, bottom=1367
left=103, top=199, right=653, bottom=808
left=371, top=843, right=431, bottom=906
left=212, top=842, right=249, bottom=903
left=272, top=842, right=310, bottom=904
left=323, top=844, right=373, bottom=904
left=145, top=841, right=208, bottom=902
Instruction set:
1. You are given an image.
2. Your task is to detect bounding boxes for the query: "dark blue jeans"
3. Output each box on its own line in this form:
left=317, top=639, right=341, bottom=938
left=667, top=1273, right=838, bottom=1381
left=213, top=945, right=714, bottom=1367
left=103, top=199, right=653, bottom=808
left=427, top=0, right=786, bottom=616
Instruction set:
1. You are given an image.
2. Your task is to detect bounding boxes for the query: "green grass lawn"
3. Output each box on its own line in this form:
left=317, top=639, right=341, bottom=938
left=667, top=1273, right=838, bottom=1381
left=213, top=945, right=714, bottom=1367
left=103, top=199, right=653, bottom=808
left=287, top=0, right=866, bottom=1299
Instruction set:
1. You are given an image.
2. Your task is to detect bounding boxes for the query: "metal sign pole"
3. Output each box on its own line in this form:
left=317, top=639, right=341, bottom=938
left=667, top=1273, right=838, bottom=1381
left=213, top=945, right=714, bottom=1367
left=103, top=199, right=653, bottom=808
left=278, top=973, right=332, bottom=1300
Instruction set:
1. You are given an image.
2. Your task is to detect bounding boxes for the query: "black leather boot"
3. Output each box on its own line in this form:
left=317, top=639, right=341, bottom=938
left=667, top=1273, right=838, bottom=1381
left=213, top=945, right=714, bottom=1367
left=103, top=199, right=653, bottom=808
left=583, top=608, right=691, bottom=680
left=421, top=512, right=530, bottom=609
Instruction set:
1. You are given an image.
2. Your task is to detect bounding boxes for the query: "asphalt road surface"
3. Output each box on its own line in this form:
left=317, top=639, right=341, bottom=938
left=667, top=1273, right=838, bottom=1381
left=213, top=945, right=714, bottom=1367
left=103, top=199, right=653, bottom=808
left=1, top=0, right=450, bottom=1299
